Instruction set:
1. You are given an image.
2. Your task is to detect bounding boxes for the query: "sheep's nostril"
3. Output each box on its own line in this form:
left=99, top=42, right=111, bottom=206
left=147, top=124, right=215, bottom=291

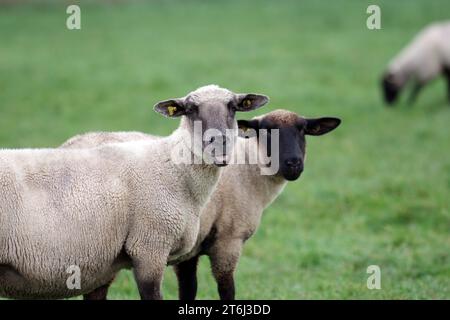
left=285, top=158, right=301, bottom=167
left=208, top=135, right=229, bottom=146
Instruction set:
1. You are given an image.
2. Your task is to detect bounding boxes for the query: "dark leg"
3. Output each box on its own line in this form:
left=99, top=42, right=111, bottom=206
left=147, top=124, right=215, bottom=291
left=215, top=273, right=235, bottom=300
left=136, top=280, right=163, bottom=300
left=408, top=82, right=423, bottom=105
left=208, top=239, right=242, bottom=300
left=83, top=282, right=111, bottom=300
left=174, top=255, right=200, bottom=300
left=443, top=67, right=450, bottom=103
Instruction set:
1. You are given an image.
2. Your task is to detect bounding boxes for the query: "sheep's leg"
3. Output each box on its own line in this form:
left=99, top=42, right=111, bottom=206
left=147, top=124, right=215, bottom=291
left=83, top=283, right=111, bottom=300
left=408, top=82, right=423, bottom=105
left=132, top=253, right=167, bottom=300
left=443, top=67, right=450, bottom=103
left=174, top=255, right=200, bottom=300
left=208, top=239, right=242, bottom=300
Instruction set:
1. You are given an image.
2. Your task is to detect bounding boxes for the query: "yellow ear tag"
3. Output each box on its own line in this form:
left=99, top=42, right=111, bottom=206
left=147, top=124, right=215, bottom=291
left=243, top=99, right=252, bottom=108
left=167, top=106, right=177, bottom=116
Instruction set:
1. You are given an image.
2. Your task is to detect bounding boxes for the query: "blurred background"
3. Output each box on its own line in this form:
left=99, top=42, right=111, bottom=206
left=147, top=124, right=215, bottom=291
left=0, top=0, right=449, bottom=299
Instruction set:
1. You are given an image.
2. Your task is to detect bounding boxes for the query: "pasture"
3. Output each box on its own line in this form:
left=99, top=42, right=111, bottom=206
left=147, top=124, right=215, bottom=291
left=0, top=0, right=449, bottom=299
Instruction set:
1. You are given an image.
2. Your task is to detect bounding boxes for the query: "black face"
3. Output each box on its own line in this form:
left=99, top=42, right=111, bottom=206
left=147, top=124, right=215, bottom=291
left=382, top=74, right=401, bottom=105
left=238, top=114, right=341, bottom=181
left=279, top=127, right=306, bottom=180
left=261, top=121, right=305, bottom=181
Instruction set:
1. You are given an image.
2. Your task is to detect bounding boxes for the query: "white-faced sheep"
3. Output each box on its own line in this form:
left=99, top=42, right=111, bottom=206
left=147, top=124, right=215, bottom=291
left=382, top=21, right=450, bottom=105
left=0, top=85, right=269, bottom=299
left=62, top=109, right=341, bottom=300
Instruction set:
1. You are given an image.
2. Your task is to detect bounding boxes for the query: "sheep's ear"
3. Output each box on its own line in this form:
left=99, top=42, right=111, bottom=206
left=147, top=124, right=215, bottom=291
left=305, top=117, right=341, bottom=136
left=154, top=98, right=186, bottom=118
left=238, top=119, right=259, bottom=138
left=235, top=94, right=269, bottom=112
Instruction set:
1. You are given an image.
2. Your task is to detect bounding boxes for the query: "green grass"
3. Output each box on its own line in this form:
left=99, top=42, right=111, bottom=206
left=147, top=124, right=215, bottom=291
left=1, top=0, right=449, bottom=299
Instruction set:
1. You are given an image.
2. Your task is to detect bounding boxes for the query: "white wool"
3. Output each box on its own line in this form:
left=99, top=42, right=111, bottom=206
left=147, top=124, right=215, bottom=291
left=388, top=21, right=450, bottom=84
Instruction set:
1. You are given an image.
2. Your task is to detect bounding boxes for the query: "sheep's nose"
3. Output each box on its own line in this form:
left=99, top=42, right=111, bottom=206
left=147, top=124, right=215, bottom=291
left=285, top=157, right=302, bottom=168
left=208, top=135, right=230, bottom=146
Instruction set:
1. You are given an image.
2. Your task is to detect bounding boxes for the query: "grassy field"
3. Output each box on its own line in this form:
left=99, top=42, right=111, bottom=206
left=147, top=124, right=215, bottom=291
left=0, top=0, right=449, bottom=299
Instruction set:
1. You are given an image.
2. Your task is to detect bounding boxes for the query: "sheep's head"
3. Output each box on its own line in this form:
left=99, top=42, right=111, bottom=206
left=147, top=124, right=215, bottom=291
left=381, top=71, right=404, bottom=105
left=154, top=85, right=269, bottom=166
left=238, top=110, right=341, bottom=181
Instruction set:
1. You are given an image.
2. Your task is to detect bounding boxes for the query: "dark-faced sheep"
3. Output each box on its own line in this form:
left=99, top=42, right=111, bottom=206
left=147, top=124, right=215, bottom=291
left=382, top=21, right=450, bottom=105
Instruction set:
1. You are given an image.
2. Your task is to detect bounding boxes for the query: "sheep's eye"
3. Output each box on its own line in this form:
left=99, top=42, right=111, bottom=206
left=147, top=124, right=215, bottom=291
left=186, top=104, right=198, bottom=114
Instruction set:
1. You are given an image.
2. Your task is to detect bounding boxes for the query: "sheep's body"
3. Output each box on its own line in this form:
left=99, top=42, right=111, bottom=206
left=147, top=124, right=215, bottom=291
left=62, top=131, right=285, bottom=257
left=383, top=21, right=450, bottom=104
left=388, top=21, right=450, bottom=83
left=0, top=124, right=218, bottom=299
left=61, top=129, right=287, bottom=299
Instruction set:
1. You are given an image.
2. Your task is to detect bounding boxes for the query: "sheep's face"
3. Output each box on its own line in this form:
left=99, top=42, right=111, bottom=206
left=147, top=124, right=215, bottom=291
left=154, top=85, right=269, bottom=166
left=382, top=72, right=404, bottom=105
left=238, top=110, right=341, bottom=181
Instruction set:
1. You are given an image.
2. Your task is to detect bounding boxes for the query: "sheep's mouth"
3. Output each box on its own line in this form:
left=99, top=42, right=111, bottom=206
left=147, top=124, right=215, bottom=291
left=214, top=161, right=228, bottom=167
left=280, top=166, right=303, bottom=181
left=212, top=154, right=230, bottom=167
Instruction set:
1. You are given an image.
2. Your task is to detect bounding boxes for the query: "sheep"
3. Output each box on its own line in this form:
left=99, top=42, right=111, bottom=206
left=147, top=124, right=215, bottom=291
left=382, top=21, right=450, bottom=105
left=61, top=109, right=341, bottom=300
left=0, top=84, right=269, bottom=299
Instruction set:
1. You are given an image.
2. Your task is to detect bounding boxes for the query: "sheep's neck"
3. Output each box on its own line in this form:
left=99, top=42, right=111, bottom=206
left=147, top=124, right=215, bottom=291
left=167, top=126, right=222, bottom=213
